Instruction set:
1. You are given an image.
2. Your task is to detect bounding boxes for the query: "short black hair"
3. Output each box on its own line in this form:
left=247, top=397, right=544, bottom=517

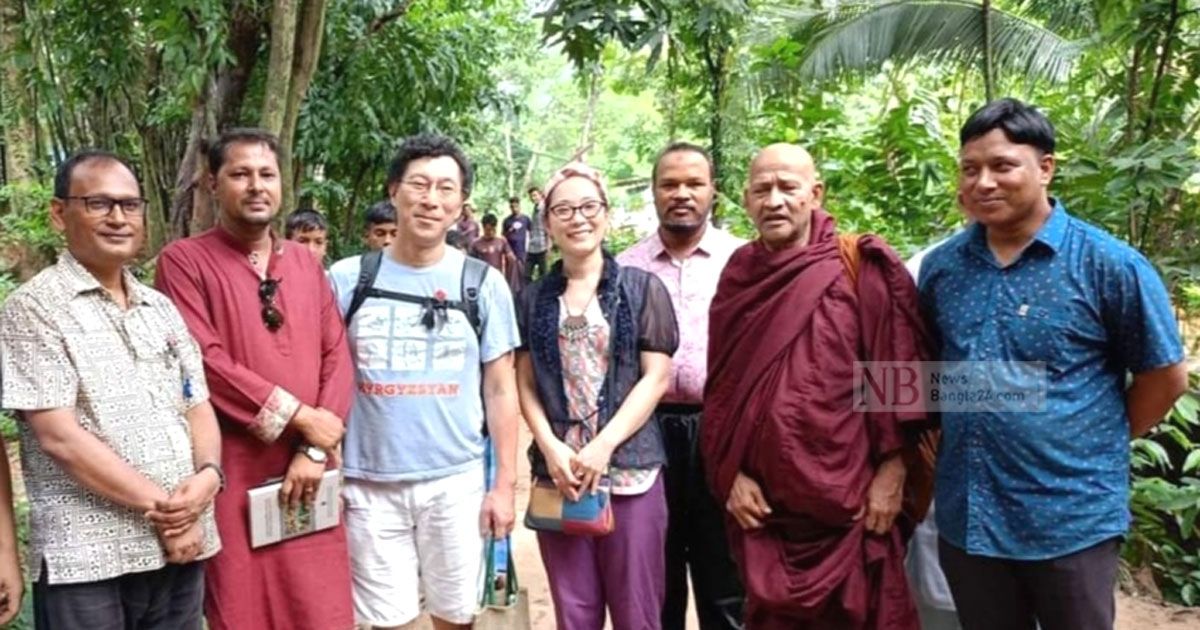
left=207, top=128, right=281, bottom=175
left=481, top=213, right=498, bottom=227
left=386, top=133, right=473, bottom=196
left=509, top=196, right=521, bottom=204
left=959, top=98, right=1055, bottom=154
left=652, top=141, right=715, bottom=185
left=54, top=150, right=140, bottom=199
left=364, top=200, right=396, bottom=227
left=527, top=186, right=541, bottom=195
left=285, top=209, right=328, bottom=238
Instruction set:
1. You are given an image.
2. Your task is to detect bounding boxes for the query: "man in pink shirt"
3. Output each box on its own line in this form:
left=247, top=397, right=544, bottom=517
left=617, top=142, right=746, bottom=630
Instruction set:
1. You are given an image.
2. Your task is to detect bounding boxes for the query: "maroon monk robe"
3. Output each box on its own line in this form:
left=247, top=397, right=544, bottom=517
left=701, top=210, right=928, bottom=630
left=156, top=227, right=355, bottom=630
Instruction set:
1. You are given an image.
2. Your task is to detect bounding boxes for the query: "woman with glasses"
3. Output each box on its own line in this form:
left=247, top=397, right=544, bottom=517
left=515, top=163, right=678, bottom=630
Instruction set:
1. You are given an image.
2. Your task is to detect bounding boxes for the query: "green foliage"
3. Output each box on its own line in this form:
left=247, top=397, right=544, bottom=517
left=296, top=0, right=534, bottom=244
left=764, top=0, right=1084, bottom=85
left=0, top=182, right=59, bottom=274
left=1128, top=376, right=1200, bottom=606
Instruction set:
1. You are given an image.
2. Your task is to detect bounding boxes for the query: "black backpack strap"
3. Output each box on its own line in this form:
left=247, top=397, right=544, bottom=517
left=345, top=250, right=384, bottom=325
left=460, top=256, right=489, bottom=340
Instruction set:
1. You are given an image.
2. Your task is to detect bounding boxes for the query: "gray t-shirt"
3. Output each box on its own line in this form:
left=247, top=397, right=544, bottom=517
left=329, top=248, right=520, bottom=481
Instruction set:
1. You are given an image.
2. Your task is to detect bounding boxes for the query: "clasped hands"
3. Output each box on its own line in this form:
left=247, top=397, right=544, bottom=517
left=726, top=454, right=906, bottom=534
left=145, top=466, right=222, bottom=564
left=543, top=437, right=614, bottom=501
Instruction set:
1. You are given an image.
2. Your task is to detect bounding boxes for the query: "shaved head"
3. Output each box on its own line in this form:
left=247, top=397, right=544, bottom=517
left=743, top=143, right=825, bottom=251
left=749, top=143, right=820, bottom=182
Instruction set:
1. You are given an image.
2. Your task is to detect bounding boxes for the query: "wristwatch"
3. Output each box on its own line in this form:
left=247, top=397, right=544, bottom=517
left=196, top=462, right=226, bottom=492
left=297, top=444, right=328, bottom=464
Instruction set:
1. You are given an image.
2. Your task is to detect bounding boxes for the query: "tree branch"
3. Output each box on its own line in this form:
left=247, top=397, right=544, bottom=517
left=1142, top=0, right=1181, bottom=140
left=369, top=0, right=414, bottom=35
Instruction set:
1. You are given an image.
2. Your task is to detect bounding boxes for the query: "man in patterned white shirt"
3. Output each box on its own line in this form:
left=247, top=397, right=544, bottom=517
left=0, top=150, right=223, bottom=629
left=617, top=142, right=746, bottom=630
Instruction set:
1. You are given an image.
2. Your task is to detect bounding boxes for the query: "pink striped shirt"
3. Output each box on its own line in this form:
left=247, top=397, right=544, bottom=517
left=617, top=226, right=745, bottom=404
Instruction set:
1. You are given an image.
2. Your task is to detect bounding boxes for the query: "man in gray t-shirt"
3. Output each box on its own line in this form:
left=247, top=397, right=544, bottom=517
left=328, top=134, right=521, bottom=629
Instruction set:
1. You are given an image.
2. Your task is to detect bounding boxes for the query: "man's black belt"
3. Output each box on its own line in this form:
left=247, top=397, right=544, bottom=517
left=656, top=402, right=703, bottom=415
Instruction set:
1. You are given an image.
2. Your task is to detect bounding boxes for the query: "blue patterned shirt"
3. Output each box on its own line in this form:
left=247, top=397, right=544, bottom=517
left=919, top=200, right=1183, bottom=560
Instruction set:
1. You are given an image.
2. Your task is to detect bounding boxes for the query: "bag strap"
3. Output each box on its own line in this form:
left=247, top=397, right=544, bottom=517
left=482, top=536, right=520, bottom=607
left=345, top=250, right=384, bottom=324
left=345, top=252, right=488, bottom=343
left=836, top=233, right=862, bottom=288
left=460, top=256, right=488, bottom=340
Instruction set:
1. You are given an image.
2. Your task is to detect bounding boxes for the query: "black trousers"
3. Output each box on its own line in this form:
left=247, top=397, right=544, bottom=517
left=938, top=537, right=1120, bottom=630
left=526, top=250, right=547, bottom=281
left=658, top=405, right=745, bottom=630
left=35, top=561, right=205, bottom=630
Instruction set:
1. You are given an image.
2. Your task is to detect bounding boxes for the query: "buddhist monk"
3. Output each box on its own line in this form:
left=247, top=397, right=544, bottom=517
left=701, top=143, right=928, bottom=629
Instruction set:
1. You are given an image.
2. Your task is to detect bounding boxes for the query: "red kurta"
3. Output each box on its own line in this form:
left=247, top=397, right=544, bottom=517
left=156, top=227, right=355, bottom=630
left=702, top=211, right=926, bottom=630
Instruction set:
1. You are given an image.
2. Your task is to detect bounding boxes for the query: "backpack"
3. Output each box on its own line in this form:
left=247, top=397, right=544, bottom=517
left=344, top=250, right=490, bottom=338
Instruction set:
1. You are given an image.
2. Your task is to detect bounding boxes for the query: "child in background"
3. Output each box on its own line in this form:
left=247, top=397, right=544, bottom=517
left=285, top=209, right=330, bottom=263
left=362, top=200, right=398, bottom=252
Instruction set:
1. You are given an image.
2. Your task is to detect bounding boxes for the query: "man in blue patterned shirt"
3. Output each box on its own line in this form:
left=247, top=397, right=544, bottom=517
left=919, top=98, right=1189, bottom=630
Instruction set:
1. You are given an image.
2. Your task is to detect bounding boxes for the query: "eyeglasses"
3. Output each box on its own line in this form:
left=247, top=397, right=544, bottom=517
left=63, top=196, right=147, bottom=217
left=259, top=278, right=284, bottom=331
left=547, top=200, right=606, bottom=220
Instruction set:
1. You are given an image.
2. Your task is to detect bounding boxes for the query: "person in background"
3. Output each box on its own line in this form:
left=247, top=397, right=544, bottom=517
left=155, top=128, right=356, bottom=630
left=0, top=438, right=21, bottom=626
left=516, top=162, right=678, bottom=630
left=285, top=208, right=330, bottom=263
left=526, top=186, right=550, bottom=281
left=617, top=142, right=746, bottom=630
left=456, top=201, right=481, bottom=247
left=502, top=196, right=531, bottom=287
left=363, top=200, right=398, bottom=252
left=1, top=150, right=222, bottom=629
left=469, top=213, right=518, bottom=281
left=921, top=98, right=1188, bottom=630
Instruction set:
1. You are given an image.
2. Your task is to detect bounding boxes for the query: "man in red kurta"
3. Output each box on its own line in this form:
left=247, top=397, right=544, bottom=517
left=156, top=128, right=356, bottom=630
left=701, top=144, right=926, bottom=629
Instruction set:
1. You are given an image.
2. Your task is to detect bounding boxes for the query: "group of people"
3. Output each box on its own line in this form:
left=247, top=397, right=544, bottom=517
left=0, top=97, right=1190, bottom=630
left=280, top=182, right=550, bottom=299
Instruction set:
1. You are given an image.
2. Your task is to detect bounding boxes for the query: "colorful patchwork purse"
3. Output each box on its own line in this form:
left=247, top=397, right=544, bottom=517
left=524, top=478, right=615, bottom=537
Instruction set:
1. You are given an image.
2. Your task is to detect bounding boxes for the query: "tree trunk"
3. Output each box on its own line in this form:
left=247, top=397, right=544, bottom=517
left=701, top=29, right=729, bottom=210
left=0, top=0, right=35, bottom=184
left=171, top=4, right=264, bottom=237
left=278, top=0, right=329, bottom=214
left=981, top=0, right=994, bottom=101
left=262, top=0, right=299, bottom=135
left=577, top=66, right=602, bottom=162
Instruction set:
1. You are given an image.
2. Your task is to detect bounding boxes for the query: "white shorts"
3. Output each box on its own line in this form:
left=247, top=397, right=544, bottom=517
left=343, top=466, right=485, bottom=626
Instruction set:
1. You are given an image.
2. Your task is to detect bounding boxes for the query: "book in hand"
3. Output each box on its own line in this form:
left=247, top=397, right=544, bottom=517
left=248, top=469, right=341, bottom=549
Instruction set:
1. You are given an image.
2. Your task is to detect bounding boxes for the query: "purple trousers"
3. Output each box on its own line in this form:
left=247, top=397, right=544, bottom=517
left=537, top=475, right=668, bottom=630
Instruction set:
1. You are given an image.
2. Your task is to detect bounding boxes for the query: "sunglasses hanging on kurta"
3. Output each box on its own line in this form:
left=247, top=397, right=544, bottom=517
left=259, top=278, right=284, bottom=331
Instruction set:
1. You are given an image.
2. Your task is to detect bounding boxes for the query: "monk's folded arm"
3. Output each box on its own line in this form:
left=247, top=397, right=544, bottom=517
left=592, top=350, right=672, bottom=451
